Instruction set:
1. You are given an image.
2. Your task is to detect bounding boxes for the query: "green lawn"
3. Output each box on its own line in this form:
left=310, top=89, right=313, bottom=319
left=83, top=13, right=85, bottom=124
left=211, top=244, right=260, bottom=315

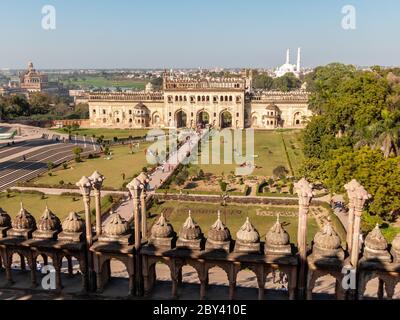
left=149, top=201, right=321, bottom=243
left=0, top=193, right=85, bottom=221
left=60, top=76, right=146, bottom=90
left=32, top=143, right=152, bottom=190
left=51, top=128, right=156, bottom=140
left=196, top=130, right=303, bottom=177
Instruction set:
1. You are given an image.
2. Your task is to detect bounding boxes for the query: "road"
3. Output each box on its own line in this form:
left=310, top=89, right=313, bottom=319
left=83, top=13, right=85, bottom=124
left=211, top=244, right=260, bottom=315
left=0, top=137, right=100, bottom=192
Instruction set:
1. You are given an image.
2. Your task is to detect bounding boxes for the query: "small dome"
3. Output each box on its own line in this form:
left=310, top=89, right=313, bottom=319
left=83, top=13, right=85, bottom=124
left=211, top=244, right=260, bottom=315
left=392, top=233, right=400, bottom=251
left=365, top=225, right=388, bottom=251
left=179, top=211, right=202, bottom=241
left=266, top=104, right=279, bottom=111
left=37, top=206, right=61, bottom=232
left=62, top=212, right=85, bottom=233
left=208, top=212, right=231, bottom=242
left=266, top=215, right=290, bottom=246
left=151, top=213, right=174, bottom=239
left=104, top=212, right=129, bottom=237
left=314, top=222, right=341, bottom=250
left=236, top=218, right=260, bottom=244
left=12, top=203, right=36, bottom=230
left=0, top=208, right=11, bottom=228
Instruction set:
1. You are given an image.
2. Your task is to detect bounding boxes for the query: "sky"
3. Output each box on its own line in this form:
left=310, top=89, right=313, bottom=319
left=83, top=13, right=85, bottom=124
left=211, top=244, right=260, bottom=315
left=0, top=0, right=399, bottom=69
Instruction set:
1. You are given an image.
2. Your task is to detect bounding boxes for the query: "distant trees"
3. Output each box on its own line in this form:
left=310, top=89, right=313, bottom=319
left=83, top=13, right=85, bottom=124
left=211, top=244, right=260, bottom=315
left=253, top=71, right=302, bottom=92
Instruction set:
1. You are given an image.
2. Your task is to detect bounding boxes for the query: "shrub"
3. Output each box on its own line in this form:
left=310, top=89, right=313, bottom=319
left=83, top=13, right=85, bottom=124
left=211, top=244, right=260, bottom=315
left=273, top=166, right=289, bottom=178
left=48, top=172, right=53, bottom=177
left=47, top=162, right=55, bottom=170
left=59, top=180, right=65, bottom=186
left=219, top=181, right=228, bottom=192
left=63, top=163, right=68, bottom=170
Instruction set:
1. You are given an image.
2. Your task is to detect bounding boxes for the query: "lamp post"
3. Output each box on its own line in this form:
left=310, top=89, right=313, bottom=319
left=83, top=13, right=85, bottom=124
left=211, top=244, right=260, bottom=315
left=294, top=178, right=314, bottom=299
left=89, top=171, right=105, bottom=237
left=344, top=180, right=358, bottom=255
left=137, top=172, right=150, bottom=240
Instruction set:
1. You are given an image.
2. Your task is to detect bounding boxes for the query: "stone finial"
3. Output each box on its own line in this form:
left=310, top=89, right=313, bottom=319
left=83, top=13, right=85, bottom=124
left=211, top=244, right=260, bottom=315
left=62, top=212, right=85, bottom=233
left=208, top=211, right=231, bottom=242
left=265, top=215, right=292, bottom=256
left=234, top=217, right=261, bottom=254
left=37, top=206, right=61, bottom=232
left=236, top=218, right=260, bottom=244
left=127, top=178, right=143, bottom=196
left=104, top=211, right=129, bottom=237
left=345, top=179, right=371, bottom=213
left=11, top=203, right=36, bottom=231
left=137, top=172, right=150, bottom=186
left=76, top=176, right=92, bottom=197
left=89, top=171, right=105, bottom=190
left=294, top=178, right=314, bottom=206
left=310, top=222, right=344, bottom=260
left=179, top=211, right=202, bottom=241
left=149, top=212, right=175, bottom=249
left=363, top=224, right=391, bottom=262
left=151, top=213, right=174, bottom=239
left=0, top=208, right=11, bottom=228
left=344, top=179, right=359, bottom=204
left=391, top=233, right=400, bottom=263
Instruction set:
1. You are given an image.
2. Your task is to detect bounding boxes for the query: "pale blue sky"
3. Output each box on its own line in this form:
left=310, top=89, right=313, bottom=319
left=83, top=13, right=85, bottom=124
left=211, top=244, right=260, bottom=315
left=0, top=0, right=399, bottom=69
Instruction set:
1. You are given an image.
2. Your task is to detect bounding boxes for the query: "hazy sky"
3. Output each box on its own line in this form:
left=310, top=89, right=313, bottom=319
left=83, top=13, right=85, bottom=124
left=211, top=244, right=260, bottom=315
left=1, top=0, right=399, bottom=69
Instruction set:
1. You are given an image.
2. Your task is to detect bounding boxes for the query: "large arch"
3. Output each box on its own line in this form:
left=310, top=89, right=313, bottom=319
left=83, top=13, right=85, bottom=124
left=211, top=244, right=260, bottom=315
left=196, top=110, right=210, bottom=128
left=293, top=112, right=303, bottom=126
left=175, top=109, right=188, bottom=128
left=152, top=111, right=161, bottom=126
left=220, top=110, right=233, bottom=129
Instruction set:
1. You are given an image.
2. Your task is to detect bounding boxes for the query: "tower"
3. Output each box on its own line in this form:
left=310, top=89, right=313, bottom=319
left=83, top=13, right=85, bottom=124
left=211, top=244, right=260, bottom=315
left=297, top=48, right=301, bottom=73
left=286, top=49, right=290, bottom=65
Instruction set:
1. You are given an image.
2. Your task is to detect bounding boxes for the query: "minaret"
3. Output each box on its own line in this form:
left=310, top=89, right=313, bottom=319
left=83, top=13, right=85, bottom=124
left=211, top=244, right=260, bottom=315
left=297, top=48, right=301, bottom=72
left=286, top=49, right=290, bottom=65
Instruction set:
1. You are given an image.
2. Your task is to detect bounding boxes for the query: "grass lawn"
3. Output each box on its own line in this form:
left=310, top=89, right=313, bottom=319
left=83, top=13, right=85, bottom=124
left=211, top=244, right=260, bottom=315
left=60, top=76, right=146, bottom=90
left=149, top=201, right=322, bottom=243
left=195, top=130, right=303, bottom=177
left=32, top=143, right=152, bottom=190
left=0, top=192, right=85, bottom=221
left=51, top=128, right=155, bottom=140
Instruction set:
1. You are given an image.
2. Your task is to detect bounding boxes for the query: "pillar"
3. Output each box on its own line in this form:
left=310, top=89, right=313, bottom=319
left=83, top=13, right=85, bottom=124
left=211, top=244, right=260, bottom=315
left=127, top=178, right=144, bottom=296
left=140, top=184, right=148, bottom=240
left=294, top=178, right=314, bottom=299
left=345, top=180, right=358, bottom=254
left=350, top=182, right=370, bottom=268
left=89, top=171, right=105, bottom=237
left=76, top=176, right=95, bottom=291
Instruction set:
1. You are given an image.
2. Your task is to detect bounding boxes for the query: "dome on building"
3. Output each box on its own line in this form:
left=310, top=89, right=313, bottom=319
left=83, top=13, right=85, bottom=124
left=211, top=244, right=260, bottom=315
left=151, top=213, right=174, bottom=239
left=62, top=212, right=85, bottom=233
left=265, top=104, right=279, bottom=111
left=179, top=211, right=202, bottom=241
left=236, top=218, right=260, bottom=244
left=134, top=103, right=150, bottom=115
left=364, top=225, right=388, bottom=251
left=314, top=222, right=341, bottom=250
left=104, top=211, right=129, bottom=237
left=37, top=206, right=61, bottom=232
left=12, top=203, right=36, bottom=230
left=266, top=215, right=290, bottom=246
left=0, top=208, right=11, bottom=228
left=208, top=212, right=231, bottom=242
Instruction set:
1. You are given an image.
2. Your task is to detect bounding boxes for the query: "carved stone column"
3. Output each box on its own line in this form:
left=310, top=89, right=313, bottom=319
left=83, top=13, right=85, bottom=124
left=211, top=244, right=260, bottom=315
left=137, top=172, right=150, bottom=240
left=350, top=182, right=370, bottom=268
left=127, top=178, right=143, bottom=296
left=89, top=171, right=105, bottom=237
left=76, top=176, right=95, bottom=291
left=294, top=178, right=314, bottom=299
left=344, top=180, right=358, bottom=254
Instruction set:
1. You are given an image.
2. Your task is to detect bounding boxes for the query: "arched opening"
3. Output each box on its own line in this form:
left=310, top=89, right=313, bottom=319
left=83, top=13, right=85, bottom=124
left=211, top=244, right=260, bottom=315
left=362, top=277, right=393, bottom=300
left=293, top=112, right=302, bottom=126
left=151, top=261, right=174, bottom=299
left=175, top=110, right=187, bottom=128
left=310, top=274, right=337, bottom=300
left=207, top=266, right=229, bottom=299
left=394, top=283, right=400, bottom=300
left=100, top=258, right=130, bottom=298
left=59, top=256, right=84, bottom=293
left=251, top=116, right=258, bottom=127
left=197, top=111, right=210, bottom=128
left=152, top=112, right=161, bottom=125
left=265, top=270, right=290, bottom=300
left=236, top=269, right=258, bottom=300
left=220, top=111, right=232, bottom=129
left=178, top=265, right=201, bottom=300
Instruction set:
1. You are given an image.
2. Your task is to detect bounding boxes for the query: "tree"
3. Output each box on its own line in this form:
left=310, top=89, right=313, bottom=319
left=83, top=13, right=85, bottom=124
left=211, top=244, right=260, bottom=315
left=73, top=147, right=83, bottom=162
left=272, top=73, right=301, bottom=92
left=273, top=166, right=289, bottom=178
left=253, top=74, right=274, bottom=90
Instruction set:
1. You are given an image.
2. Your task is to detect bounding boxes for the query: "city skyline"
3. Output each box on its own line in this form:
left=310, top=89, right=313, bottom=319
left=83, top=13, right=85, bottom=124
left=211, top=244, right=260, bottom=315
left=1, top=0, right=400, bottom=69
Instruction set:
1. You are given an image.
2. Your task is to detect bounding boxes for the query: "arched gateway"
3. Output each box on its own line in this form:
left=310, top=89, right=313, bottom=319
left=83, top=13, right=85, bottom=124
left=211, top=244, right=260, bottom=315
left=175, top=110, right=187, bottom=128
left=220, top=111, right=233, bottom=129
left=197, top=110, right=210, bottom=128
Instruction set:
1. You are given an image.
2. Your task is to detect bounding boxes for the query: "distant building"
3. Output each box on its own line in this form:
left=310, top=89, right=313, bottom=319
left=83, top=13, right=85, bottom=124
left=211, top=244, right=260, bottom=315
left=88, top=72, right=311, bottom=130
left=275, top=48, right=302, bottom=78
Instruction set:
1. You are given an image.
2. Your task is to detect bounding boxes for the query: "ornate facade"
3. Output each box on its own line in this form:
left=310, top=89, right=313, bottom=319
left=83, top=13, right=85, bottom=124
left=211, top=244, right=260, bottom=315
left=89, top=74, right=311, bottom=130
